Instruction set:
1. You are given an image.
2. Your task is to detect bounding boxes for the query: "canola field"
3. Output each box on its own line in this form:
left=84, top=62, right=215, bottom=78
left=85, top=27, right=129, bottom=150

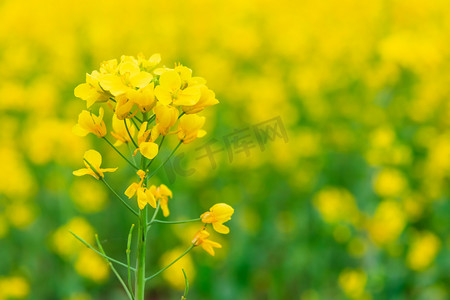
left=1, top=0, right=450, bottom=299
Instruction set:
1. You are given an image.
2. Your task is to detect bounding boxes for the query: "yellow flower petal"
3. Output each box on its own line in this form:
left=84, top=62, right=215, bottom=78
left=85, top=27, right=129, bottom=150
left=140, top=142, right=159, bottom=159
left=173, top=86, right=201, bottom=106
left=154, top=86, right=173, bottom=105
left=159, top=70, right=181, bottom=92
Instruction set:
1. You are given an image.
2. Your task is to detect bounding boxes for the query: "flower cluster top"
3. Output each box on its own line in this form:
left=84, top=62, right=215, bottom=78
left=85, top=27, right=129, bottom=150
left=73, top=53, right=218, bottom=152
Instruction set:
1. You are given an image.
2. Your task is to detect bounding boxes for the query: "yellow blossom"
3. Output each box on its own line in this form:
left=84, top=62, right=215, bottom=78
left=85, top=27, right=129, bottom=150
left=406, top=231, right=441, bottom=271
left=124, top=170, right=156, bottom=210
left=200, top=203, right=234, bottom=234
left=73, top=150, right=117, bottom=180
left=177, top=114, right=207, bottom=144
left=338, top=269, right=367, bottom=299
left=99, top=56, right=153, bottom=96
left=74, top=71, right=110, bottom=108
left=114, top=93, right=136, bottom=120
left=111, top=114, right=135, bottom=146
left=73, top=107, right=107, bottom=138
left=128, top=82, right=156, bottom=113
left=192, top=228, right=222, bottom=256
left=154, top=103, right=179, bottom=135
left=138, top=53, right=161, bottom=71
left=75, top=248, right=109, bottom=283
left=154, top=69, right=201, bottom=106
left=133, top=122, right=159, bottom=159
left=182, top=85, right=219, bottom=114
left=0, top=276, right=30, bottom=299
left=149, top=184, right=173, bottom=217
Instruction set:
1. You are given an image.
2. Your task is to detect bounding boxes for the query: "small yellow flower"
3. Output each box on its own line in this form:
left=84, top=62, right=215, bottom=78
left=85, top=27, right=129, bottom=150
left=138, top=53, right=161, bottom=71
left=182, top=85, right=219, bottom=114
left=73, top=150, right=117, bottom=180
left=154, top=103, right=179, bottom=135
left=192, top=228, right=222, bottom=256
left=124, top=170, right=156, bottom=210
left=128, top=82, right=156, bottom=113
left=73, top=107, right=107, bottom=138
left=149, top=184, right=173, bottom=217
left=133, top=122, right=159, bottom=159
left=111, top=115, right=135, bottom=146
left=177, top=114, right=207, bottom=144
left=200, top=203, right=234, bottom=234
left=74, top=71, right=110, bottom=108
left=154, top=69, right=201, bottom=106
left=114, top=94, right=136, bottom=120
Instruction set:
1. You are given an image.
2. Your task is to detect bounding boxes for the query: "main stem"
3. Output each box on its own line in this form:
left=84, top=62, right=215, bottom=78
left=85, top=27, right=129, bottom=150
left=135, top=206, right=147, bottom=299
left=136, top=151, right=148, bottom=300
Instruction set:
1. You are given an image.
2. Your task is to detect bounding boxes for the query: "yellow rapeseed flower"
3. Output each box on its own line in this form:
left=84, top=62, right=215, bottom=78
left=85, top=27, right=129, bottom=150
left=182, top=85, right=219, bottom=114
left=124, top=170, right=156, bottom=210
left=406, top=231, right=441, bottom=271
left=149, top=184, right=173, bottom=217
left=154, top=103, right=179, bottom=135
left=74, top=71, right=110, bottom=108
left=177, top=114, right=207, bottom=144
left=73, top=150, right=117, bottom=180
left=192, top=228, right=222, bottom=256
left=133, top=122, right=159, bottom=159
left=200, top=203, right=234, bottom=234
left=154, top=68, right=201, bottom=106
left=73, top=107, right=107, bottom=138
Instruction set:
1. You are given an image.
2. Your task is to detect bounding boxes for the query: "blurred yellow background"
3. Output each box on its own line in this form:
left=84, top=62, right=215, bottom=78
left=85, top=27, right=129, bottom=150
left=1, top=0, right=450, bottom=299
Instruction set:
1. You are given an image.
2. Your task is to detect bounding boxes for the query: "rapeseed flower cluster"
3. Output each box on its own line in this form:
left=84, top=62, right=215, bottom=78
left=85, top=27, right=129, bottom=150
left=71, top=54, right=233, bottom=299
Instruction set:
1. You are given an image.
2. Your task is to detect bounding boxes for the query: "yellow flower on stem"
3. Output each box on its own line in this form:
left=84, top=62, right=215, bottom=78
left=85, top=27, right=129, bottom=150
left=111, top=115, right=135, bottom=146
left=73, top=107, right=107, bottom=138
left=73, top=150, right=117, bottom=180
left=124, top=170, right=156, bottom=210
left=192, top=228, right=222, bottom=256
left=154, top=103, right=179, bottom=135
left=182, top=85, right=219, bottom=114
left=154, top=70, right=201, bottom=106
left=74, top=71, right=110, bottom=108
left=132, top=122, right=159, bottom=159
left=177, top=114, right=207, bottom=144
left=149, top=184, right=173, bottom=217
left=200, top=203, right=234, bottom=234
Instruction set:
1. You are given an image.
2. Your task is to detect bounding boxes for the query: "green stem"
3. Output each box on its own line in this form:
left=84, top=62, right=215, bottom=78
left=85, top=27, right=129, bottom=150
left=148, top=218, right=201, bottom=227
left=70, top=231, right=135, bottom=271
left=147, top=141, right=182, bottom=179
left=146, top=202, right=161, bottom=232
left=95, top=235, right=135, bottom=300
left=101, top=178, right=139, bottom=217
left=135, top=155, right=149, bottom=300
left=126, top=224, right=135, bottom=297
left=103, top=137, right=140, bottom=170
left=124, top=119, right=138, bottom=148
left=145, top=245, right=194, bottom=281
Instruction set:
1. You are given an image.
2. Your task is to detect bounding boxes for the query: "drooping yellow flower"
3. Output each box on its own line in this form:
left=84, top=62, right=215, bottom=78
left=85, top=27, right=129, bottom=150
left=124, top=170, right=156, bottom=210
left=111, top=115, right=135, bottom=146
left=200, top=203, right=234, bottom=234
left=133, top=122, right=159, bottom=159
left=73, top=107, right=107, bottom=138
left=74, top=71, right=110, bottom=108
left=182, top=85, right=219, bottom=114
left=192, top=228, right=222, bottom=256
left=149, top=184, right=173, bottom=217
left=154, top=103, right=179, bottom=135
left=177, top=114, right=207, bottom=144
left=154, top=69, right=201, bottom=106
left=128, top=82, right=156, bottom=113
left=73, top=150, right=117, bottom=180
